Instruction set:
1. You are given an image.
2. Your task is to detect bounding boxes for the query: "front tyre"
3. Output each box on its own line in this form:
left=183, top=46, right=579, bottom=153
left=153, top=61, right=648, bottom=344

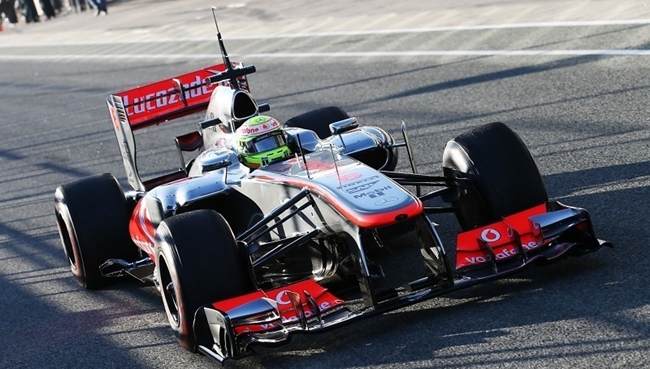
left=442, top=122, right=548, bottom=230
left=54, top=173, right=139, bottom=289
left=155, top=210, right=255, bottom=352
left=285, top=106, right=350, bottom=139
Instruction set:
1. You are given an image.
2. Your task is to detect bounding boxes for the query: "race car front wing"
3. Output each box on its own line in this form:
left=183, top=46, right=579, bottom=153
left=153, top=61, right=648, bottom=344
left=193, top=201, right=611, bottom=364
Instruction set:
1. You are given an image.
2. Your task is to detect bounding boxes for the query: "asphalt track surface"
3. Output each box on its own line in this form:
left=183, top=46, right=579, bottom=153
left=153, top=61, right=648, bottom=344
left=1, top=1, right=650, bottom=368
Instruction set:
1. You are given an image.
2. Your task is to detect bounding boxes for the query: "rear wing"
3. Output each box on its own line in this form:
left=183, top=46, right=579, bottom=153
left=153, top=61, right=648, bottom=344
left=106, top=63, right=248, bottom=191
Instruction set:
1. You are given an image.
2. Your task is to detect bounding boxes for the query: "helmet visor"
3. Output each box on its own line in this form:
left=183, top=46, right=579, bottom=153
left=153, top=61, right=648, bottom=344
left=248, top=131, right=287, bottom=153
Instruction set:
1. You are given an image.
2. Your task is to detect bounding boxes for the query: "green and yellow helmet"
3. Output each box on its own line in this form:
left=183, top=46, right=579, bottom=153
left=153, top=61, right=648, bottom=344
left=235, top=115, right=291, bottom=169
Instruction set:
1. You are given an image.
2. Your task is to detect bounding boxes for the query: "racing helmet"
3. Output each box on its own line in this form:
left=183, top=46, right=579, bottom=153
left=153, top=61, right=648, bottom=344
left=235, top=115, right=291, bottom=168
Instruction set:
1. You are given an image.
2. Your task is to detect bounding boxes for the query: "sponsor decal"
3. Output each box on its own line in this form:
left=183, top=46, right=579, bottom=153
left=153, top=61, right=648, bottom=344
left=128, top=201, right=155, bottom=254
left=456, top=204, right=549, bottom=270
left=108, top=104, right=120, bottom=132
left=272, top=289, right=341, bottom=325
left=463, top=241, right=542, bottom=265
left=480, top=228, right=501, bottom=243
left=122, top=75, right=212, bottom=116
left=217, top=280, right=345, bottom=334
left=353, top=185, right=392, bottom=199
left=343, top=180, right=380, bottom=194
left=238, top=118, right=281, bottom=136
left=256, top=298, right=340, bottom=330
left=275, top=290, right=293, bottom=305
left=113, top=64, right=239, bottom=128
left=306, top=158, right=335, bottom=172
left=337, top=175, right=380, bottom=191
left=338, top=172, right=362, bottom=182
left=247, top=116, right=272, bottom=125
left=374, top=196, right=398, bottom=206
left=275, top=291, right=336, bottom=308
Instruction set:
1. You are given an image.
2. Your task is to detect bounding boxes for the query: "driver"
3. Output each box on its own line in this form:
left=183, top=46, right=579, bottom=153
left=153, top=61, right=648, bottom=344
left=235, top=115, right=291, bottom=169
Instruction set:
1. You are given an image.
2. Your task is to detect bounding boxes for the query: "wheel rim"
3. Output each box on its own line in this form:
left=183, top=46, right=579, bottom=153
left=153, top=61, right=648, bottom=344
left=159, top=257, right=180, bottom=326
left=56, top=211, right=78, bottom=272
left=166, top=282, right=180, bottom=320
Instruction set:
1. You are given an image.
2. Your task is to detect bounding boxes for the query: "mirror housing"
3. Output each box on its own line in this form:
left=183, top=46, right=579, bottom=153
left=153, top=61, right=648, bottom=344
left=197, top=149, right=233, bottom=172
left=329, top=117, right=358, bottom=136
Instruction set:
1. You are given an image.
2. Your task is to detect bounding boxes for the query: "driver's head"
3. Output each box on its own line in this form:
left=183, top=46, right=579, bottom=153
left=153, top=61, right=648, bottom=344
left=235, top=115, right=291, bottom=169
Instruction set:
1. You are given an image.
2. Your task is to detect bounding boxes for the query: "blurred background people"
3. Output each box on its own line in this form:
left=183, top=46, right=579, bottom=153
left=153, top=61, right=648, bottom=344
left=0, top=0, right=19, bottom=26
left=87, top=0, right=105, bottom=15
left=68, top=0, right=87, bottom=13
left=51, top=0, right=61, bottom=13
left=19, top=0, right=40, bottom=23
left=40, top=0, right=55, bottom=19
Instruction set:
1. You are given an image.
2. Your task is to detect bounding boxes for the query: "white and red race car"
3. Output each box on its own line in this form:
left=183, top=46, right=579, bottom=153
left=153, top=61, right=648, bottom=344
left=54, top=14, right=611, bottom=365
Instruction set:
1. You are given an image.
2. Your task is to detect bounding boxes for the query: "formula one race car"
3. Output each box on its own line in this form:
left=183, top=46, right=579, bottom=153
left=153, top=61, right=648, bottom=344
left=53, top=13, right=612, bottom=365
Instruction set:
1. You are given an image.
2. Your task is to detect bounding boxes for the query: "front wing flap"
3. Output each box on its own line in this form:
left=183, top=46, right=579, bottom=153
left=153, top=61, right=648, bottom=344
left=456, top=201, right=612, bottom=276
left=194, top=280, right=345, bottom=363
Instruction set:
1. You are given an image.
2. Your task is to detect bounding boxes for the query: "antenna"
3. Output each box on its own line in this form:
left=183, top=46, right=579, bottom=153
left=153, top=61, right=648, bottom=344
left=204, top=7, right=256, bottom=86
left=329, top=145, right=343, bottom=190
left=401, top=121, right=420, bottom=196
left=296, top=133, right=310, bottom=179
left=211, top=6, right=240, bottom=89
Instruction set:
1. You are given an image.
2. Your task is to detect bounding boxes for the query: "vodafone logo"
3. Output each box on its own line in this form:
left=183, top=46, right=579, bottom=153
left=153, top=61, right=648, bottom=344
left=239, top=125, right=262, bottom=135
left=339, top=172, right=362, bottom=181
left=239, top=116, right=281, bottom=137
left=480, top=228, right=501, bottom=243
left=276, top=290, right=292, bottom=305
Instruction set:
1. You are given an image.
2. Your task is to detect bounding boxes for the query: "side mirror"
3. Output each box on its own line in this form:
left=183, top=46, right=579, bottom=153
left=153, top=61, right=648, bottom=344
left=197, top=149, right=232, bottom=172
left=329, top=117, right=358, bottom=136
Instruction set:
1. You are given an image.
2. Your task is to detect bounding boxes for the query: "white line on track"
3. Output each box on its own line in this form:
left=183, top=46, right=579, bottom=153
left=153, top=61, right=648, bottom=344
left=1, top=18, right=649, bottom=59
left=1, top=49, right=650, bottom=61
left=245, top=50, right=650, bottom=57
left=228, top=18, right=650, bottom=39
left=1, top=18, right=650, bottom=47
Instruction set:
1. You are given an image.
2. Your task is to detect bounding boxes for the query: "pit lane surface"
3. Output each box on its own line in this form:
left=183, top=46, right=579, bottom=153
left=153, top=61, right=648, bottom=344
left=1, top=1, right=650, bottom=368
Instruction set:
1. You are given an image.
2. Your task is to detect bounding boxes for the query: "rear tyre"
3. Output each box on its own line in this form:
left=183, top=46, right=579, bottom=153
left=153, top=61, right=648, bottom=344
left=54, top=173, right=139, bottom=289
left=155, top=209, right=255, bottom=352
left=442, top=122, right=548, bottom=230
left=285, top=106, right=349, bottom=139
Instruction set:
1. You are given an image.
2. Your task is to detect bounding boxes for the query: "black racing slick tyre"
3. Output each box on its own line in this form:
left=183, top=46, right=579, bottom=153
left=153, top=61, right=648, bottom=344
left=155, top=209, right=255, bottom=352
left=285, top=106, right=350, bottom=139
left=442, top=122, right=548, bottom=230
left=54, top=173, right=139, bottom=289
